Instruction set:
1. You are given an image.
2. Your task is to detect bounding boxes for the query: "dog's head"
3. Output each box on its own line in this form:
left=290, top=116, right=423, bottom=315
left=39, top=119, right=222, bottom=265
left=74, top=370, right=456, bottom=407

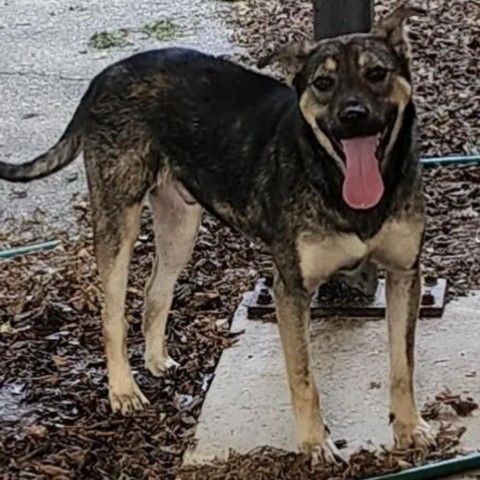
left=258, top=3, right=424, bottom=210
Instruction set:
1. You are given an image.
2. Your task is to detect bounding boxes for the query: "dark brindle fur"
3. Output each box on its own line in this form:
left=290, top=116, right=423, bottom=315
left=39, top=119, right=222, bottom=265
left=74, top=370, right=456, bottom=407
left=0, top=3, right=434, bottom=463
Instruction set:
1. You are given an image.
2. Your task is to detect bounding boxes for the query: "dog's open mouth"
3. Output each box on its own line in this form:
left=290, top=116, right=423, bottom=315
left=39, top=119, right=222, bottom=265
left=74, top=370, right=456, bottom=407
left=328, top=117, right=394, bottom=210
left=340, top=134, right=385, bottom=210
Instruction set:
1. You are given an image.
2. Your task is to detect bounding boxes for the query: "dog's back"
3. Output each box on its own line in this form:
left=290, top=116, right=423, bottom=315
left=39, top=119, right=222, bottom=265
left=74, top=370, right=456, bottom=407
left=0, top=48, right=294, bottom=186
left=101, top=49, right=295, bottom=158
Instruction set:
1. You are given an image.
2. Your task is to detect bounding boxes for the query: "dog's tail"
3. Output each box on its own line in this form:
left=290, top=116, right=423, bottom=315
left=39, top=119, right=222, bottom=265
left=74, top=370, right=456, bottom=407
left=0, top=92, right=89, bottom=183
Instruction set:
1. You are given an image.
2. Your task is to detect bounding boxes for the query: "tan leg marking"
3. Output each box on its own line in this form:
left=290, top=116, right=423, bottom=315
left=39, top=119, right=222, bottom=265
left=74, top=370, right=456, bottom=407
left=385, top=268, right=434, bottom=449
left=98, top=205, right=150, bottom=414
left=143, top=180, right=202, bottom=376
left=275, top=233, right=365, bottom=464
left=373, top=217, right=435, bottom=450
left=274, top=277, right=342, bottom=464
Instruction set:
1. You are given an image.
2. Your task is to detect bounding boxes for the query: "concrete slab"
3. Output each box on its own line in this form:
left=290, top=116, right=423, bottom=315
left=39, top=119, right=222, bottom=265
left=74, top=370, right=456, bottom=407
left=185, top=291, right=480, bottom=464
left=0, top=0, right=236, bottom=232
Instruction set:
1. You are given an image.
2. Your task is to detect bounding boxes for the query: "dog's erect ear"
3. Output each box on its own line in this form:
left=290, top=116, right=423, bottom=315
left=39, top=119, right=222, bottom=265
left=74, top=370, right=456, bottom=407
left=373, top=3, right=426, bottom=58
left=257, top=40, right=317, bottom=71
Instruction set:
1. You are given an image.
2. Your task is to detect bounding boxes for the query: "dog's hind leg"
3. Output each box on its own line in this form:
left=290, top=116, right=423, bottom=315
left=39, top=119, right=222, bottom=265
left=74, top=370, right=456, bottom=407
left=85, top=143, right=154, bottom=414
left=143, top=179, right=202, bottom=376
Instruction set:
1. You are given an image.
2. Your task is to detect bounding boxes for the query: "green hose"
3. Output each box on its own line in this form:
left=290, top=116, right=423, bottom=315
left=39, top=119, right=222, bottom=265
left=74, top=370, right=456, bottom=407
left=421, top=154, right=480, bottom=167
left=370, top=452, right=480, bottom=480
left=0, top=240, right=61, bottom=259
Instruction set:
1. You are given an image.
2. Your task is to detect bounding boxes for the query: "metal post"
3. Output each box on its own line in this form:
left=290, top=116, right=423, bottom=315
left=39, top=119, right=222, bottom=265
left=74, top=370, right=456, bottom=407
left=313, top=0, right=378, bottom=298
left=313, top=0, right=374, bottom=40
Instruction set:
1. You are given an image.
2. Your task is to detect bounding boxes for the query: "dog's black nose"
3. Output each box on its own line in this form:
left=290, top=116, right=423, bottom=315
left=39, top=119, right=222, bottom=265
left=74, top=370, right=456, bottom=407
left=338, top=102, right=370, bottom=125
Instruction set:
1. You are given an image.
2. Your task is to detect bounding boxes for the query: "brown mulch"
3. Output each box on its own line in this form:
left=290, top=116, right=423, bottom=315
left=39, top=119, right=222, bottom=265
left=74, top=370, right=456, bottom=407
left=0, top=208, right=263, bottom=479
left=421, top=165, right=479, bottom=298
left=0, top=178, right=478, bottom=480
left=1, top=168, right=478, bottom=480
left=422, top=389, right=479, bottom=421
left=178, top=391, right=479, bottom=480
left=1, top=0, right=479, bottom=479
left=178, top=424, right=469, bottom=480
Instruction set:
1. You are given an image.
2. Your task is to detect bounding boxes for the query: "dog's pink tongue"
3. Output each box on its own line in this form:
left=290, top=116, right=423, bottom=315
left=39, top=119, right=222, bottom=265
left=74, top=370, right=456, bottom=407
left=341, top=136, right=384, bottom=210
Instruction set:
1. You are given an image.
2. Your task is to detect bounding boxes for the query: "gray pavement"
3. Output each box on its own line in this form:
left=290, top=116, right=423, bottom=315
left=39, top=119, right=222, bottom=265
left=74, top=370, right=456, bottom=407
left=186, top=292, right=480, bottom=466
left=0, top=0, right=236, bottom=232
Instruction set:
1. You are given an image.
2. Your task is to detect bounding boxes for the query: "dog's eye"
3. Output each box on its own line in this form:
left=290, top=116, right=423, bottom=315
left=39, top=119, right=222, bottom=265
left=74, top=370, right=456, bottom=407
left=313, top=76, right=334, bottom=92
left=365, top=67, right=388, bottom=83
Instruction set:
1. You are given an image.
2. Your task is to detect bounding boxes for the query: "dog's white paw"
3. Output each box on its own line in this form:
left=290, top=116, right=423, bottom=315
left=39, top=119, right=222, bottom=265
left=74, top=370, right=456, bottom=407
left=392, top=416, right=436, bottom=450
left=145, top=353, right=179, bottom=377
left=301, top=437, right=344, bottom=466
left=109, top=380, right=150, bottom=414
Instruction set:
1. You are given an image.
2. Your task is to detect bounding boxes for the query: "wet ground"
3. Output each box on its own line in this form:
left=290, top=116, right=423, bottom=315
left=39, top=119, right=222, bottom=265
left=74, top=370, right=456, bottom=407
left=0, top=383, right=32, bottom=425
left=0, top=0, right=236, bottom=230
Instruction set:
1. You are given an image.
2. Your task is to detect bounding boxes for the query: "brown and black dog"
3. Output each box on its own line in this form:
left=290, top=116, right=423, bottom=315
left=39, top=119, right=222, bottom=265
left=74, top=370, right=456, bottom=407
left=0, top=3, right=434, bottom=463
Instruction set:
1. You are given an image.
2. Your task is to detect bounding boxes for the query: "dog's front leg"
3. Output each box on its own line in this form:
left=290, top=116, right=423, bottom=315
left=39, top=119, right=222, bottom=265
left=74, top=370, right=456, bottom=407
left=273, top=269, right=341, bottom=464
left=386, top=266, right=435, bottom=449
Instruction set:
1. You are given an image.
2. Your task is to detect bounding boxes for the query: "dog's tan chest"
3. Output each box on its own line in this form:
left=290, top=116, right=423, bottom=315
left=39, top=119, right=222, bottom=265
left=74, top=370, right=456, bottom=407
left=297, top=232, right=368, bottom=291
left=368, top=217, right=424, bottom=271
left=297, top=217, right=424, bottom=291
